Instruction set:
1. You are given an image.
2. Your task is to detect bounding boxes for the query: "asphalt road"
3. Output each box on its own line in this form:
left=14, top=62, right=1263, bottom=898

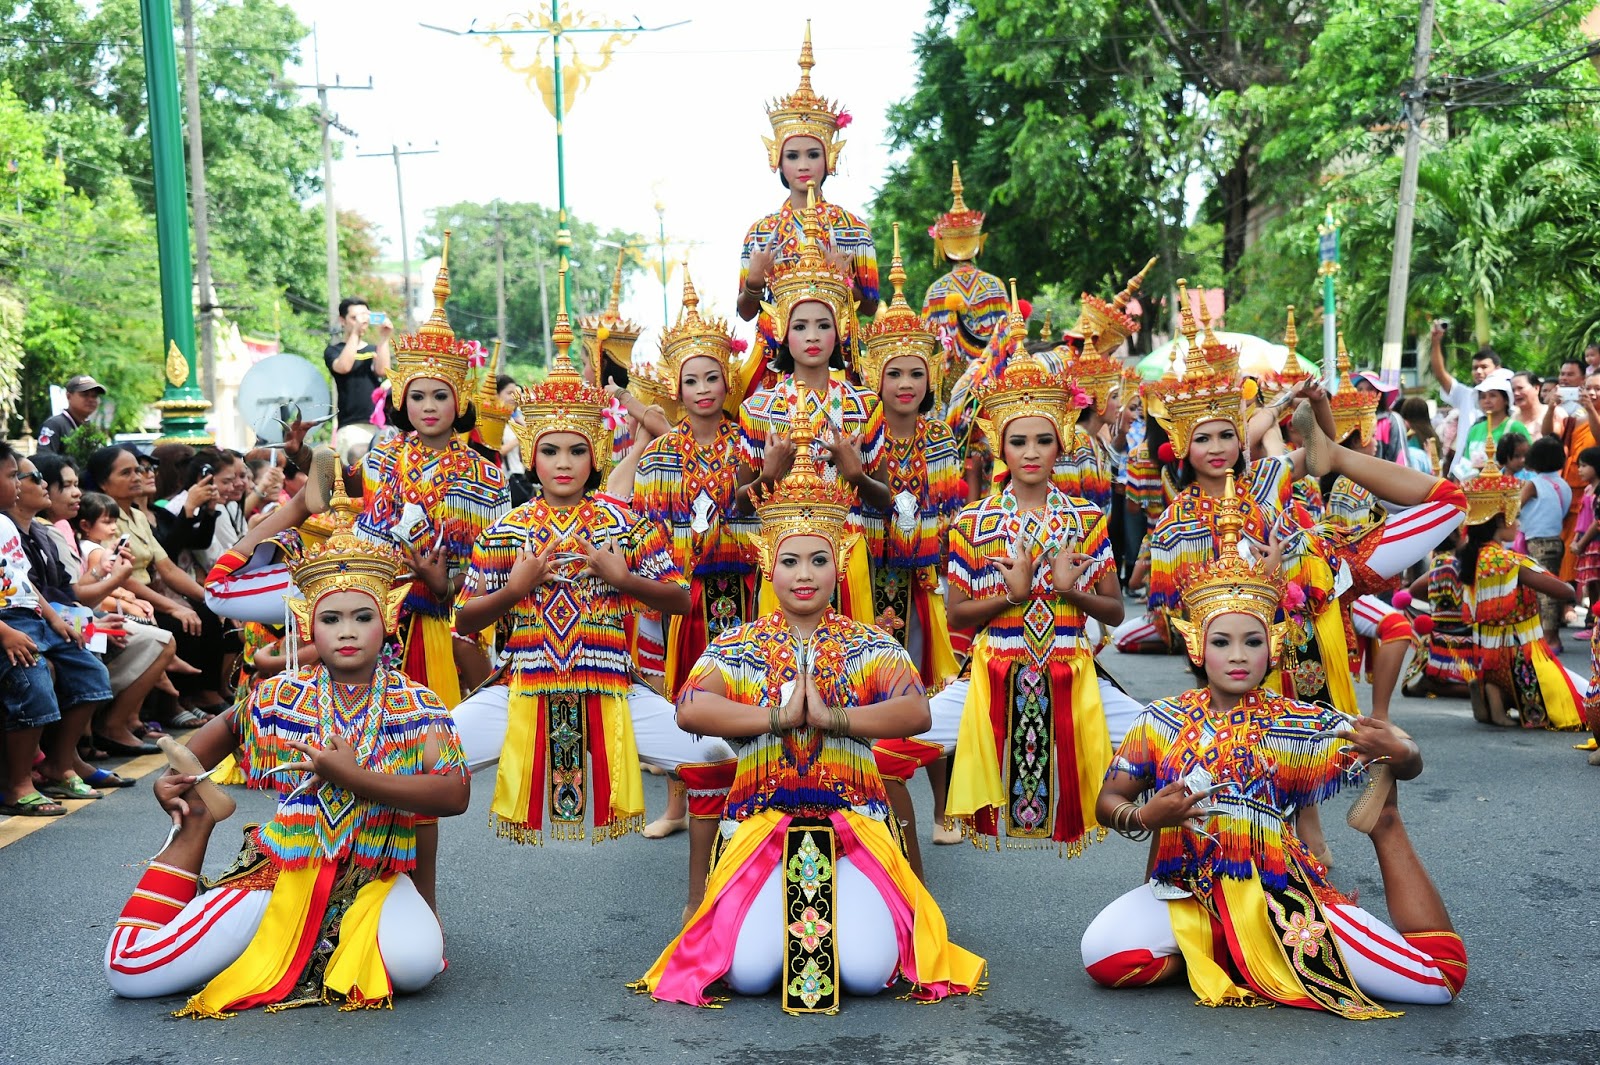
left=3, top=615, right=1597, bottom=1065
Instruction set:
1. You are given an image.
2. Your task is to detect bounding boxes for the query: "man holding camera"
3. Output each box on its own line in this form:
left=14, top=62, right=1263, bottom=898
left=323, top=297, right=393, bottom=466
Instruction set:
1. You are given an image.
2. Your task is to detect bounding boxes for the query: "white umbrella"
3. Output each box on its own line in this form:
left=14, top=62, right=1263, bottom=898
left=1136, top=331, right=1314, bottom=380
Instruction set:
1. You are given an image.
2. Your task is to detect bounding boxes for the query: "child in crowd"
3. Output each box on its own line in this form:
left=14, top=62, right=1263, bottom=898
left=1570, top=446, right=1600, bottom=641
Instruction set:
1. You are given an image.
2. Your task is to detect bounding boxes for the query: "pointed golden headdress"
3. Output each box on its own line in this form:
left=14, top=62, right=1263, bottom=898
left=475, top=341, right=514, bottom=450
left=751, top=389, right=858, bottom=579
left=390, top=231, right=475, bottom=415
left=517, top=268, right=613, bottom=477
left=764, top=21, right=847, bottom=174
left=1074, top=257, right=1154, bottom=351
left=287, top=464, right=409, bottom=639
left=1328, top=333, right=1381, bottom=446
left=1463, top=455, right=1522, bottom=526
left=932, top=162, right=986, bottom=263
left=1070, top=331, right=1127, bottom=417
left=1263, top=305, right=1312, bottom=403
left=628, top=361, right=680, bottom=423
left=977, top=286, right=1077, bottom=443
left=1168, top=471, right=1289, bottom=666
left=1144, top=279, right=1245, bottom=457
left=762, top=182, right=856, bottom=356
left=580, top=248, right=642, bottom=375
left=859, top=223, right=940, bottom=395
left=659, top=263, right=733, bottom=399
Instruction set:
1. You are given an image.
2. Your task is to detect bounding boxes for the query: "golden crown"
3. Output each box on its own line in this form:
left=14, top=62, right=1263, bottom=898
left=1069, top=332, right=1126, bottom=416
left=285, top=470, right=410, bottom=641
left=932, top=161, right=986, bottom=262
left=1144, top=279, right=1245, bottom=457
left=1168, top=471, right=1290, bottom=666
left=1329, top=333, right=1381, bottom=445
left=977, top=327, right=1077, bottom=445
left=764, top=21, right=847, bottom=174
left=1464, top=455, right=1522, bottom=526
left=1074, top=257, right=1154, bottom=350
left=390, top=231, right=475, bottom=415
left=1262, top=305, right=1313, bottom=403
left=580, top=248, right=642, bottom=374
left=762, top=182, right=856, bottom=356
left=659, top=263, right=733, bottom=399
left=751, top=390, right=858, bottom=579
left=517, top=268, right=613, bottom=477
left=858, top=223, right=940, bottom=395
left=629, top=360, right=681, bottom=423
left=476, top=340, right=515, bottom=451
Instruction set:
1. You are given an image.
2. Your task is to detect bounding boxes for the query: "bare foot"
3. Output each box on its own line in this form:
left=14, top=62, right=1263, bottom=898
left=642, top=815, right=688, bottom=839
left=931, top=821, right=962, bottom=845
left=168, top=657, right=201, bottom=675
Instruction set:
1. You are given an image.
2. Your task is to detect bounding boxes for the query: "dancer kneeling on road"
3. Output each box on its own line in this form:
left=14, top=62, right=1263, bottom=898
left=105, top=515, right=468, bottom=1017
left=1081, top=474, right=1466, bottom=1018
left=633, top=438, right=985, bottom=1015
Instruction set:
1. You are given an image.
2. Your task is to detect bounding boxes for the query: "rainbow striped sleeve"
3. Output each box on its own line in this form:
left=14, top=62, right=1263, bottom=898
left=946, top=503, right=984, bottom=599
left=738, top=392, right=774, bottom=470
left=458, top=508, right=526, bottom=606
left=627, top=511, right=687, bottom=589
left=1108, top=699, right=1180, bottom=781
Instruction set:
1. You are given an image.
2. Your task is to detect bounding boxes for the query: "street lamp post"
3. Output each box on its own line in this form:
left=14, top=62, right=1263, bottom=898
left=139, top=0, right=210, bottom=442
left=424, top=7, right=685, bottom=327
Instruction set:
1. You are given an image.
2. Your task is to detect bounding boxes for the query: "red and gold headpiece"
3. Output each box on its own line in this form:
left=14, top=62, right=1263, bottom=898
left=764, top=21, right=847, bottom=174
left=1144, top=279, right=1245, bottom=457
left=659, top=263, right=733, bottom=400
left=977, top=299, right=1077, bottom=444
left=931, top=162, right=986, bottom=263
left=1069, top=332, right=1126, bottom=417
left=1074, top=257, right=1154, bottom=353
left=1263, top=305, right=1312, bottom=404
left=580, top=248, right=642, bottom=375
left=390, top=231, right=474, bottom=415
left=1463, top=455, right=1522, bottom=526
left=1329, top=333, right=1380, bottom=446
left=762, top=182, right=856, bottom=356
left=858, top=223, right=940, bottom=395
left=1169, top=471, right=1289, bottom=665
left=286, top=463, right=409, bottom=639
left=751, top=390, right=858, bottom=580
left=517, top=269, right=613, bottom=477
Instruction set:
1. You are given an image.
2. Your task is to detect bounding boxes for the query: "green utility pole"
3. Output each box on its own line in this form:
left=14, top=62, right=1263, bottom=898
left=140, top=0, right=210, bottom=442
left=1317, top=206, right=1341, bottom=389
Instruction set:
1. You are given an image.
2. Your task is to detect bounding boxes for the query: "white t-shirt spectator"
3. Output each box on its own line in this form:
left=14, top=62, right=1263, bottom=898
left=0, top=514, right=42, bottom=611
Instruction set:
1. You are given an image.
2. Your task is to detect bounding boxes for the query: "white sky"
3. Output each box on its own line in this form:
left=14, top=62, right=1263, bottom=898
left=283, top=1, right=930, bottom=354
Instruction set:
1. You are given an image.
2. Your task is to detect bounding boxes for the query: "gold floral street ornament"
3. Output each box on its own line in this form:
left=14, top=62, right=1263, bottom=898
left=482, top=8, right=640, bottom=118
left=165, top=339, right=189, bottom=388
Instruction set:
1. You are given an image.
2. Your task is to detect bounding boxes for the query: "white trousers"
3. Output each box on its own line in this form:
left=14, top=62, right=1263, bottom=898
left=453, top=682, right=732, bottom=774
left=203, top=543, right=292, bottom=625
left=1080, top=883, right=1456, bottom=1005
left=726, top=855, right=899, bottom=998
left=105, top=873, right=442, bottom=1000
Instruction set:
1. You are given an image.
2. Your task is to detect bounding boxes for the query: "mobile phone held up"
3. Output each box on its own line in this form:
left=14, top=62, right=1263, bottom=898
left=368, top=311, right=388, bottom=327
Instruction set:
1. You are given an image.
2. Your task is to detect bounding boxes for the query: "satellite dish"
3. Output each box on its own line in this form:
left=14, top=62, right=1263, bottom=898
left=236, top=353, right=333, bottom=445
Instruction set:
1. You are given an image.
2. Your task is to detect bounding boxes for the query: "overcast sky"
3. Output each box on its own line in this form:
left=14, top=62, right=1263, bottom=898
left=283, top=1, right=932, bottom=353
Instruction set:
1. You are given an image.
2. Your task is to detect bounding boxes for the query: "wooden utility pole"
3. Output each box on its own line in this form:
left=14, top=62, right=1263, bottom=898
left=357, top=144, right=437, bottom=330
left=282, top=34, right=371, bottom=332
left=179, top=0, right=216, bottom=403
left=1380, top=0, right=1437, bottom=380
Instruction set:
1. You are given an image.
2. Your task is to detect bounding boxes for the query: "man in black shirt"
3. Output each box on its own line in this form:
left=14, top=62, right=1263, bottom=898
left=323, top=296, right=393, bottom=465
left=36, top=375, right=106, bottom=454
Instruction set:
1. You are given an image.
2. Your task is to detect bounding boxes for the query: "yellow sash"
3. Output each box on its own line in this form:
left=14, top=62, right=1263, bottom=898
left=408, top=614, right=461, bottom=709
left=1530, top=642, right=1585, bottom=729
left=176, top=863, right=325, bottom=1019
left=323, top=876, right=399, bottom=1009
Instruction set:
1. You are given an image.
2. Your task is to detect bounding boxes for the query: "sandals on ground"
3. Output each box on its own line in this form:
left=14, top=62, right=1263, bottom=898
left=0, top=793, right=68, bottom=817
left=38, top=776, right=103, bottom=801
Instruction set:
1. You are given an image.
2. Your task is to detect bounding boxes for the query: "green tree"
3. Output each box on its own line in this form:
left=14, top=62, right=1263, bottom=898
left=417, top=203, right=642, bottom=383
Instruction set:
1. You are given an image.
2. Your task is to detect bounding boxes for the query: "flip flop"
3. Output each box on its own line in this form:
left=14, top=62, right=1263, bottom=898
left=83, top=768, right=137, bottom=789
left=39, top=776, right=103, bottom=801
left=94, top=735, right=161, bottom=756
left=0, top=793, right=68, bottom=817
